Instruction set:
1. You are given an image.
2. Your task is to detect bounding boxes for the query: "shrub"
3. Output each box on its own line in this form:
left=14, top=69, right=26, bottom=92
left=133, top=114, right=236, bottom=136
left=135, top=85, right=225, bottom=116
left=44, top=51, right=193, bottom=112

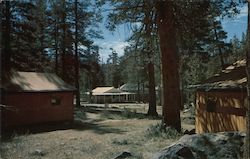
left=145, top=122, right=182, bottom=139
left=75, top=110, right=87, bottom=120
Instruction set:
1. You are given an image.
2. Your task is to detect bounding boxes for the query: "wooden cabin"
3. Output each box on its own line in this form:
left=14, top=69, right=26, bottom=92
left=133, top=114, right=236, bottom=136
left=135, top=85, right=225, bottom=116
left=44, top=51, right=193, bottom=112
left=192, top=59, right=247, bottom=134
left=1, top=71, right=75, bottom=129
left=91, top=87, right=135, bottom=103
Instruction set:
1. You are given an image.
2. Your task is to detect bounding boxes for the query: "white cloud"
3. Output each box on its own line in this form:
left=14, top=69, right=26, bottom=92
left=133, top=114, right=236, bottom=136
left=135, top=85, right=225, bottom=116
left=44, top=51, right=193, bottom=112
left=95, top=40, right=129, bottom=62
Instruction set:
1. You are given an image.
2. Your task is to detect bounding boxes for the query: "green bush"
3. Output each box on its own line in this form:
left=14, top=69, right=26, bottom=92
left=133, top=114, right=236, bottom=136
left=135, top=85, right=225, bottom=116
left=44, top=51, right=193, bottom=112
left=75, top=110, right=87, bottom=120
left=145, top=122, right=182, bottom=139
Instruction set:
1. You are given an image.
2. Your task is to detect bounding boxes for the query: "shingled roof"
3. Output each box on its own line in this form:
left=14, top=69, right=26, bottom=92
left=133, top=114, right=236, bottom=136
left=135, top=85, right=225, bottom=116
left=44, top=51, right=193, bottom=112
left=92, top=87, right=123, bottom=95
left=2, top=71, right=75, bottom=92
left=190, top=59, right=247, bottom=91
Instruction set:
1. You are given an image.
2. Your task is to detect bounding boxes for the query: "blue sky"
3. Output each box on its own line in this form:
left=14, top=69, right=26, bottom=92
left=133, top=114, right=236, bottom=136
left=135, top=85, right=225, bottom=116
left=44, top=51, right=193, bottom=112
left=222, top=5, right=248, bottom=41
left=95, top=5, right=248, bottom=62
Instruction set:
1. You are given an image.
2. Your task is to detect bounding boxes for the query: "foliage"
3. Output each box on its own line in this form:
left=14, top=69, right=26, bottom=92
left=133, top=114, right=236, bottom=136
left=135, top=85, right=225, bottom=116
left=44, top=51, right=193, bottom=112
left=103, top=49, right=122, bottom=87
left=1, top=0, right=105, bottom=100
left=105, top=0, right=246, bottom=103
left=145, top=123, right=182, bottom=139
left=74, top=109, right=87, bottom=120
left=180, top=33, right=246, bottom=105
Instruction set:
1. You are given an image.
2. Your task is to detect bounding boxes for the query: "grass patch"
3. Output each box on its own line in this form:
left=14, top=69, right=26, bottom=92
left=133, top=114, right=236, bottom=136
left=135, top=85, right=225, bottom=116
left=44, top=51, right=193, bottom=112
left=112, top=138, right=130, bottom=145
left=145, top=122, right=182, bottom=139
left=121, top=108, right=146, bottom=119
left=99, top=109, right=120, bottom=119
left=0, top=132, right=30, bottom=158
left=100, top=108, right=148, bottom=120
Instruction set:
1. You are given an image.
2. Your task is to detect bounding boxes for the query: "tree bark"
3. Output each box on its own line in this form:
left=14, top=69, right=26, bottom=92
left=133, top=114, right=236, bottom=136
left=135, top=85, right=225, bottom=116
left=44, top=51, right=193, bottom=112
left=144, top=1, right=158, bottom=116
left=137, top=82, right=141, bottom=102
left=74, top=0, right=80, bottom=107
left=61, top=0, right=66, bottom=80
left=156, top=0, right=181, bottom=131
left=213, top=21, right=225, bottom=69
left=2, top=1, right=11, bottom=72
left=147, top=61, right=158, bottom=116
left=55, top=22, right=59, bottom=74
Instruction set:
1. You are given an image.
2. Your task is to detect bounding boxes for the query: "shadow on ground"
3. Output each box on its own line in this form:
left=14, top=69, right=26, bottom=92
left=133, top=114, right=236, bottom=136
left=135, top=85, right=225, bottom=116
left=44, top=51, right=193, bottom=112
left=1, top=119, right=126, bottom=141
left=1, top=105, right=160, bottom=141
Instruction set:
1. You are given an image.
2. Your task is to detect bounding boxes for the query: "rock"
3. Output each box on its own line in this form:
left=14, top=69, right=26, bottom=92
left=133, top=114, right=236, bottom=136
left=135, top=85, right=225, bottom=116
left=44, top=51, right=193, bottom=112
left=153, top=132, right=245, bottom=159
left=153, top=144, right=194, bottom=159
left=176, top=146, right=193, bottom=158
left=114, top=151, right=132, bottom=159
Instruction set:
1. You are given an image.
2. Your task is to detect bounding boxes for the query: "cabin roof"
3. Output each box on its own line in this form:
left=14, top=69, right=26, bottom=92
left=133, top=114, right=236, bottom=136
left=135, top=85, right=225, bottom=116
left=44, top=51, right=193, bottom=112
left=2, top=71, right=75, bottom=92
left=120, top=83, right=139, bottom=92
left=92, top=87, right=122, bottom=95
left=91, top=87, right=135, bottom=96
left=190, top=59, right=247, bottom=91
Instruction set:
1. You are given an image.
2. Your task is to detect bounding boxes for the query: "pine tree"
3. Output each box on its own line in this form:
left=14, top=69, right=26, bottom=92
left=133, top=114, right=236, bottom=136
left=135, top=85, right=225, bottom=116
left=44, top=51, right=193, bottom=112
left=107, top=0, right=159, bottom=116
left=106, top=49, right=122, bottom=88
left=156, top=0, right=181, bottom=131
left=74, top=0, right=80, bottom=107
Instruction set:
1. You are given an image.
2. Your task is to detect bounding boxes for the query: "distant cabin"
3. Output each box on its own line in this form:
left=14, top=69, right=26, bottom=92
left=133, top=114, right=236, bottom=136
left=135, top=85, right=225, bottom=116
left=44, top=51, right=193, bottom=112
left=1, top=71, right=75, bottom=129
left=91, top=87, right=135, bottom=103
left=191, top=59, right=247, bottom=134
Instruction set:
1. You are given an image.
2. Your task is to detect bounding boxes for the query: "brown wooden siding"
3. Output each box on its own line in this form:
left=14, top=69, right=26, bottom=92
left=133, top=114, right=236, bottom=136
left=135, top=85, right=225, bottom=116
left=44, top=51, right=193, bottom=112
left=2, top=92, right=74, bottom=127
left=195, top=91, right=247, bottom=134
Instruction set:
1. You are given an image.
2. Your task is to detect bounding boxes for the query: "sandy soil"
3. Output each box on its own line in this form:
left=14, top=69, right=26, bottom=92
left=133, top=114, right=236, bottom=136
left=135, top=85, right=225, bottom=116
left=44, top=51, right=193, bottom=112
left=0, top=104, right=194, bottom=159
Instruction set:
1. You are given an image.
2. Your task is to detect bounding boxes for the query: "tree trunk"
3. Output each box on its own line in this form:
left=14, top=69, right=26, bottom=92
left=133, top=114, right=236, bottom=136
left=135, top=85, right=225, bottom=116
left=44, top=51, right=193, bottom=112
left=147, top=62, right=158, bottom=116
left=144, top=2, right=158, bottom=116
left=213, top=21, right=225, bottom=69
left=244, top=2, right=250, bottom=159
left=39, top=24, right=45, bottom=67
left=61, top=0, right=66, bottom=80
left=2, top=1, right=11, bottom=72
left=74, top=0, right=80, bottom=107
left=55, top=22, right=59, bottom=74
left=156, top=1, right=181, bottom=131
left=137, top=82, right=141, bottom=103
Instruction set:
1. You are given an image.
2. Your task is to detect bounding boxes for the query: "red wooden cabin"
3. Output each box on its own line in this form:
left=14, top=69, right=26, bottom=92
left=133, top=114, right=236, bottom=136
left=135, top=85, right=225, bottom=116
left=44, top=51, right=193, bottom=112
left=1, top=71, right=75, bottom=129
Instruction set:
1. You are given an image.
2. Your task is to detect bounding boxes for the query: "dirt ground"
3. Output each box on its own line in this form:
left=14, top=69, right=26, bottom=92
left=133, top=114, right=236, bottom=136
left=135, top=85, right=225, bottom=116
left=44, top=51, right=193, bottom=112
left=0, top=104, right=195, bottom=159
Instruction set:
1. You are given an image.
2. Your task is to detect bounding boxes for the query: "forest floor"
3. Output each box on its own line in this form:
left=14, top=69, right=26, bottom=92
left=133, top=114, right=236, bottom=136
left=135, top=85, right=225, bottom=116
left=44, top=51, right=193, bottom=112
left=0, top=103, right=195, bottom=159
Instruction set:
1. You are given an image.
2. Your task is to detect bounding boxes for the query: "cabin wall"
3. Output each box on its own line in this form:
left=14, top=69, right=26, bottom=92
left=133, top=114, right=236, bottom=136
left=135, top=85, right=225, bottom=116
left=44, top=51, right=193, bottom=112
left=195, top=91, right=247, bottom=134
left=2, top=91, right=74, bottom=127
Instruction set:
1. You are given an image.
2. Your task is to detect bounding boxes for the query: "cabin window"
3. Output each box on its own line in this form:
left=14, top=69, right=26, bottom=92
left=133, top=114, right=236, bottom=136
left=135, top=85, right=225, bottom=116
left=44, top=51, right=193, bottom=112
left=206, top=97, right=216, bottom=112
left=51, top=97, right=61, bottom=105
